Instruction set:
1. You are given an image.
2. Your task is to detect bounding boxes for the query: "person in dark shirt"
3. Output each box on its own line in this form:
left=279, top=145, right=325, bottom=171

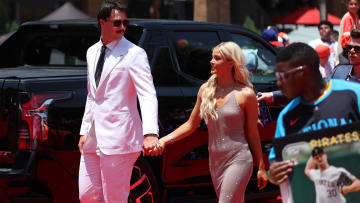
left=331, top=29, right=360, bottom=81
left=267, top=42, right=360, bottom=186
left=258, top=29, right=360, bottom=104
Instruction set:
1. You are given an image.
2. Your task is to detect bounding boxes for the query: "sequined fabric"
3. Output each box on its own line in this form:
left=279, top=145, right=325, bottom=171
left=207, top=91, right=253, bottom=203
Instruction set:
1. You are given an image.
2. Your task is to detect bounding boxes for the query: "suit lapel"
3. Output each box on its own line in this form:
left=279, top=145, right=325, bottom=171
left=90, top=42, right=102, bottom=91
left=97, top=37, right=129, bottom=89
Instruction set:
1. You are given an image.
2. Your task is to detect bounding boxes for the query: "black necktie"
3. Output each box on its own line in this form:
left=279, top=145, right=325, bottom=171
left=95, top=45, right=107, bottom=87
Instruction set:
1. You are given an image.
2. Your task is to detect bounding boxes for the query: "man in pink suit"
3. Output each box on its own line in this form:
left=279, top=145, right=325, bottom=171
left=77, top=0, right=159, bottom=202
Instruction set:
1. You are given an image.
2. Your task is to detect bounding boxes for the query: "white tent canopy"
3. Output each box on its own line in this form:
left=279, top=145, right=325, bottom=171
left=41, top=2, right=91, bottom=21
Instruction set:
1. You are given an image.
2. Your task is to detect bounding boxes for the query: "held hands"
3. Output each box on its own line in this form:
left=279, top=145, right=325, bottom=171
left=257, top=168, right=268, bottom=190
left=142, top=134, right=160, bottom=156
left=268, top=160, right=294, bottom=185
left=142, top=134, right=167, bottom=156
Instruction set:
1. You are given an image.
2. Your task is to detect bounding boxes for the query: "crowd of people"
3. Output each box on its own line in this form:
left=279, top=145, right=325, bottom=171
left=261, top=0, right=360, bottom=71
left=258, top=2, right=360, bottom=203
left=77, top=0, right=360, bottom=203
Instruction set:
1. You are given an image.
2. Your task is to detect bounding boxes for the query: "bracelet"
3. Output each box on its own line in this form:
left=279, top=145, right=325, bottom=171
left=168, top=134, right=174, bottom=144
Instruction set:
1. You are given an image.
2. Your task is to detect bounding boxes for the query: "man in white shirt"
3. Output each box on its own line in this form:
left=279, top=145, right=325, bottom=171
left=77, top=1, right=160, bottom=202
left=305, top=147, right=360, bottom=203
left=308, top=20, right=338, bottom=72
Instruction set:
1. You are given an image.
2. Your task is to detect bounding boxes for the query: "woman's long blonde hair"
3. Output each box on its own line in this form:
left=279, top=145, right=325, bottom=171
left=200, top=41, right=253, bottom=121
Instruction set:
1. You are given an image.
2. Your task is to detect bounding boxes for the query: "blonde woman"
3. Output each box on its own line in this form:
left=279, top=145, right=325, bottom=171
left=155, top=41, right=268, bottom=202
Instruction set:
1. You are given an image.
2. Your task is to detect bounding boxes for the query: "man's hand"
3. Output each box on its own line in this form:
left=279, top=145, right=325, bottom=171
left=341, top=186, right=350, bottom=196
left=142, top=134, right=160, bottom=156
left=257, top=92, right=274, bottom=103
left=78, top=135, right=86, bottom=154
left=268, top=160, right=294, bottom=185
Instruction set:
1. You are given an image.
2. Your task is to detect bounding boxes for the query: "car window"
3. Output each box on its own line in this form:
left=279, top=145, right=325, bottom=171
left=171, top=31, right=221, bottom=81
left=21, top=26, right=143, bottom=67
left=151, top=47, right=178, bottom=86
left=0, top=25, right=142, bottom=68
left=22, top=34, right=97, bottom=67
left=230, top=33, right=277, bottom=84
left=142, top=31, right=167, bottom=62
left=124, top=25, right=143, bottom=45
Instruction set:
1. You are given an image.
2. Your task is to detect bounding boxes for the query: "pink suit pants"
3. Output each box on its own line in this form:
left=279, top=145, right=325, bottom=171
left=78, top=150, right=140, bottom=203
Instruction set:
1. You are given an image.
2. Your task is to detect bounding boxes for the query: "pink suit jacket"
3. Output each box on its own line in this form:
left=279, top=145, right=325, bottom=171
left=80, top=37, right=159, bottom=155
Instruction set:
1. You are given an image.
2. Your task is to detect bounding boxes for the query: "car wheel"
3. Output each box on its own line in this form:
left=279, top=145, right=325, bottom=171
left=128, top=157, right=160, bottom=203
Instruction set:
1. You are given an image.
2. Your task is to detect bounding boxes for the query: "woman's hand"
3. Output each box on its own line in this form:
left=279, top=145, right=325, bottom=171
left=257, top=168, right=268, bottom=190
left=157, top=137, right=167, bottom=154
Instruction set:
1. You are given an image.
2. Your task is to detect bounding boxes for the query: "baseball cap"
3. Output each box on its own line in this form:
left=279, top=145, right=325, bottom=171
left=278, top=32, right=289, bottom=42
left=312, top=147, right=324, bottom=157
left=262, top=28, right=278, bottom=42
left=315, top=44, right=334, bottom=58
left=269, top=40, right=284, bottom=47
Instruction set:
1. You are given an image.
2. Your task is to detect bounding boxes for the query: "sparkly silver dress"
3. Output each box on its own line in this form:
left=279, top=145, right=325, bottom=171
left=207, top=91, right=253, bottom=203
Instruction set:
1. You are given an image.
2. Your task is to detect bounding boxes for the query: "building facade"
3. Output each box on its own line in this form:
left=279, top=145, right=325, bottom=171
left=2, top=0, right=351, bottom=33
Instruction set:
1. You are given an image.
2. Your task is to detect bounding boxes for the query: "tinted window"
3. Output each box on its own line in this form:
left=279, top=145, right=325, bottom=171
left=142, top=31, right=167, bottom=62
left=171, top=32, right=221, bottom=81
left=23, top=35, right=94, bottom=66
left=0, top=24, right=142, bottom=68
left=151, top=47, right=178, bottom=86
left=124, top=26, right=143, bottom=45
left=230, top=33, right=277, bottom=84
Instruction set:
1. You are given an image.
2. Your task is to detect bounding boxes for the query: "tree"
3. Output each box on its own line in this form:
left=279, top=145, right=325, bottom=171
left=0, top=0, right=18, bottom=35
left=243, top=16, right=261, bottom=35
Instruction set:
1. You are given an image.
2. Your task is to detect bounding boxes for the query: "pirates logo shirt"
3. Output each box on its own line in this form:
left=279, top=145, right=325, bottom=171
left=268, top=79, right=360, bottom=161
left=309, top=166, right=355, bottom=203
left=276, top=79, right=360, bottom=137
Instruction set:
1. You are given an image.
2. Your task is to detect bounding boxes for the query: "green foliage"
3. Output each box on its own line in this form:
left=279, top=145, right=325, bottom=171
left=0, top=14, right=7, bottom=34
left=0, top=0, right=16, bottom=35
left=242, top=16, right=261, bottom=35
left=4, top=21, right=19, bottom=33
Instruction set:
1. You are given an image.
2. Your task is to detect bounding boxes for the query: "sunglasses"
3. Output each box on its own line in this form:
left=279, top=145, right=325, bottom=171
left=275, top=66, right=303, bottom=81
left=107, top=19, right=130, bottom=27
left=345, top=44, right=360, bottom=53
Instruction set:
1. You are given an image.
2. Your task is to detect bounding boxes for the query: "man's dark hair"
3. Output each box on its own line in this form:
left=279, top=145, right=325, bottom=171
left=276, top=42, right=320, bottom=74
left=318, top=20, right=333, bottom=31
left=312, top=146, right=325, bottom=157
left=346, top=0, right=359, bottom=4
left=350, top=28, right=360, bottom=39
left=97, top=0, right=128, bottom=22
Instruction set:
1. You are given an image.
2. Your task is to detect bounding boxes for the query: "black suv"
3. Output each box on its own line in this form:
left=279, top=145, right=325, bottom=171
left=0, top=19, right=281, bottom=202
